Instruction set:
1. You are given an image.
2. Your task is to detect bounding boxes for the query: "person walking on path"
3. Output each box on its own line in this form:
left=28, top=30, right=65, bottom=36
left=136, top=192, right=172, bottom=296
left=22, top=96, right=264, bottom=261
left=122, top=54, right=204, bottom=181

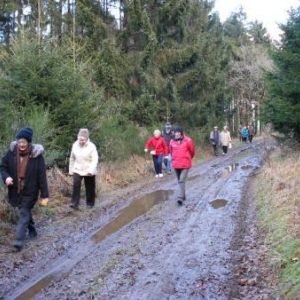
left=162, top=121, right=174, bottom=174
left=69, top=128, right=99, bottom=209
left=220, top=126, right=232, bottom=155
left=248, top=124, right=255, bottom=143
left=169, top=126, right=195, bottom=205
left=0, top=127, right=49, bottom=251
left=210, top=126, right=220, bottom=156
left=241, top=126, right=249, bottom=143
left=144, top=129, right=168, bottom=178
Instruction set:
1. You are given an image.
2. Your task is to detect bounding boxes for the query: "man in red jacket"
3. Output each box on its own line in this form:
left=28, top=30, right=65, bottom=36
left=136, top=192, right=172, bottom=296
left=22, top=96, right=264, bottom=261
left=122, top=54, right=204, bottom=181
left=169, top=126, right=195, bottom=205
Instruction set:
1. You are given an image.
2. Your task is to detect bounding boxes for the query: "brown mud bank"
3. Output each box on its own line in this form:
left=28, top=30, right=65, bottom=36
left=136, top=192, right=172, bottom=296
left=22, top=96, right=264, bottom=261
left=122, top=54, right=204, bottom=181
left=1, top=138, right=276, bottom=300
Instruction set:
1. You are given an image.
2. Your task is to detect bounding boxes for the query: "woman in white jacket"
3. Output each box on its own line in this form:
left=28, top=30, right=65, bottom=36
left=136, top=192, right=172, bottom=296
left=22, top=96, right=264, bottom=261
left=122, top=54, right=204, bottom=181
left=69, top=128, right=98, bottom=209
left=220, top=126, right=232, bottom=156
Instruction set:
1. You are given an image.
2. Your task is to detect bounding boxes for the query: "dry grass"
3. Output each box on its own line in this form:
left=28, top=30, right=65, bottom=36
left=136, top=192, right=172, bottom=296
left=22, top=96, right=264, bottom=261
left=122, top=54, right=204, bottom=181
left=256, top=144, right=300, bottom=297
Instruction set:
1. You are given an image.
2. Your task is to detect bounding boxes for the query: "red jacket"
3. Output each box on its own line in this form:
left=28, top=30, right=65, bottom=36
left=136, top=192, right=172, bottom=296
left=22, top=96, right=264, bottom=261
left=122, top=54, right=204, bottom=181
left=145, top=137, right=168, bottom=156
left=170, top=135, right=195, bottom=169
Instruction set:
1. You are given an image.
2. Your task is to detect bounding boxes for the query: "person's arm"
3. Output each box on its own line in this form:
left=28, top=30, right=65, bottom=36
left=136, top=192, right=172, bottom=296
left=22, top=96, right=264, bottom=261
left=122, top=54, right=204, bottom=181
left=38, top=155, right=49, bottom=199
left=88, top=144, right=99, bottom=175
left=188, top=138, right=195, bottom=159
left=0, top=151, right=13, bottom=185
left=69, top=145, right=75, bottom=175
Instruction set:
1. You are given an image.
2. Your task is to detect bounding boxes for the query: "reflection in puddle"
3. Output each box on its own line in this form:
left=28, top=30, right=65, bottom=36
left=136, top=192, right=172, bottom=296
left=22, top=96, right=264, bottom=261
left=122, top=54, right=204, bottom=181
left=93, top=190, right=174, bottom=243
left=241, top=165, right=252, bottom=170
left=220, top=163, right=239, bottom=177
left=210, top=199, right=228, bottom=209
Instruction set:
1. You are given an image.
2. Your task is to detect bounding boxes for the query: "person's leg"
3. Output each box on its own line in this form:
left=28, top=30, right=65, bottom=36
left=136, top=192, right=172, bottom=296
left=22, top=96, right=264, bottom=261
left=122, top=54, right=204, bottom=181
left=28, top=213, right=37, bottom=238
left=157, top=155, right=163, bottom=176
left=222, top=146, right=226, bottom=155
left=167, top=154, right=172, bottom=173
left=14, top=206, right=31, bottom=249
left=70, top=173, right=82, bottom=208
left=223, top=146, right=228, bottom=154
left=213, top=145, right=218, bottom=156
left=84, top=175, right=96, bottom=207
left=177, top=168, right=189, bottom=204
left=152, top=156, right=159, bottom=175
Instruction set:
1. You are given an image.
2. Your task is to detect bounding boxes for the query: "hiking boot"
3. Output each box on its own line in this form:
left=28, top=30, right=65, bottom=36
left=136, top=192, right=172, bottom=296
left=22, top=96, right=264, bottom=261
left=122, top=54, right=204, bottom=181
left=13, top=239, right=23, bottom=251
left=69, top=203, right=79, bottom=210
left=28, top=228, right=37, bottom=238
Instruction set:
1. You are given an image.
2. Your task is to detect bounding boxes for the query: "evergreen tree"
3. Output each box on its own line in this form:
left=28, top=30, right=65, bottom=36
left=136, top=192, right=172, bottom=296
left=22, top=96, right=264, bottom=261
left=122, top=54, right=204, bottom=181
left=263, top=7, right=300, bottom=139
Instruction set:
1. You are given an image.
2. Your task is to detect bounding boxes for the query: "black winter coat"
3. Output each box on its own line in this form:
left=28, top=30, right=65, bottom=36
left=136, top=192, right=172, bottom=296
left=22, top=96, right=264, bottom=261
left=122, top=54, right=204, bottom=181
left=0, top=142, right=49, bottom=208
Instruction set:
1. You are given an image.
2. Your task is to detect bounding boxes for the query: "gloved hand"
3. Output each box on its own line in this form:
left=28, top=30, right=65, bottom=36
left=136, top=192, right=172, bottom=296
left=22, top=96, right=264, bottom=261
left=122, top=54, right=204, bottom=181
left=38, top=198, right=49, bottom=207
left=144, top=149, right=148, bottom=153
left=150, top=150, right=156, bottom=155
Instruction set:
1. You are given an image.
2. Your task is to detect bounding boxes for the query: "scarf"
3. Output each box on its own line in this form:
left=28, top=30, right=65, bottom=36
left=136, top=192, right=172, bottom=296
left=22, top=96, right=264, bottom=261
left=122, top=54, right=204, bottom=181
left=17, top=146, right=30, bottom=193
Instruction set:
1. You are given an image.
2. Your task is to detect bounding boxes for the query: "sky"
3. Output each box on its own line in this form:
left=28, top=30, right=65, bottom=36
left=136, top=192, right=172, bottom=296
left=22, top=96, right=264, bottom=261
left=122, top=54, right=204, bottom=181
left=213, top=0, right=300, bottom=41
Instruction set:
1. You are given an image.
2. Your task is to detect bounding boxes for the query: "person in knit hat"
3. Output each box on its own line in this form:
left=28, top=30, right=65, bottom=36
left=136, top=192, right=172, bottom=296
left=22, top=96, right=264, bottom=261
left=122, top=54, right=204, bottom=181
left=69, top=128, right=99, bottom=209
left=169, top=126, right=195, bottom=205
left=161, top=121, right=174, bottom=174
left=0, top=127, right=49, bottom=251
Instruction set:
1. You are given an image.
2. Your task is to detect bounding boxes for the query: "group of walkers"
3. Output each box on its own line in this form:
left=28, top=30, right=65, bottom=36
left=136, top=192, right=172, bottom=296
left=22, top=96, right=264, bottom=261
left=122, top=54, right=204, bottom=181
left=0, top=127, right=99, bottom=251
left=210, top=124, right=256, bottom=156
left=0, top=124, right=195, bottom=251
left=238, top=124, right=255, bottom=143
left=209, top=126, right=232, bottom=156
left=144, top=122, right=195, bottom=205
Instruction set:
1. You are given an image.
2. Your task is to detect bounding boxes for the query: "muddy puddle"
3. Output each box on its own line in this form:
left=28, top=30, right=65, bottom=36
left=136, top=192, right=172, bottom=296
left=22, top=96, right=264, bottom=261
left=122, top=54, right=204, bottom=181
left=9, top=189, right=174, bottom=300
left=93, top=189, right=174, bottom=243
left=209, top=198, right=228, bottom=209
left=220, top=163, right=239, bottom=177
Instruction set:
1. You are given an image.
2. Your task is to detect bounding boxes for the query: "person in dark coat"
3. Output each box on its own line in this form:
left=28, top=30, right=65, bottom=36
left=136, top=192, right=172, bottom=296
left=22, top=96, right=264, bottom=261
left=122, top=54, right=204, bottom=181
left=161, top=121, right=174, bottom=174
left=210, top=126, right=220, bottom=156
left=0, top=127, right=49, bottom=251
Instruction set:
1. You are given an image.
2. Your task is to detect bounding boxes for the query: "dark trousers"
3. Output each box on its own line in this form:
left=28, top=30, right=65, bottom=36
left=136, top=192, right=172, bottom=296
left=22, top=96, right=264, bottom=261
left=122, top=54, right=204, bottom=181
left=222, top=145, right=228, bottom=154
left=16, top=205, right=35, bottom=241
left=152, top=155, right=163, bottom=175
left=249, top=135, right=253, bottom=142
left=212, top=144, right=218, bottom=156
left=71, top=173, right=96, bottom=207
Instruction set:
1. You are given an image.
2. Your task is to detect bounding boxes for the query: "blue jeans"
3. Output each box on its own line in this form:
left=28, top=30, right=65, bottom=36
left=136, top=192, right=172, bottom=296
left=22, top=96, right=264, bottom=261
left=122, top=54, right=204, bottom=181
left=152, top=154, right=163, bottom=175
left=164, top=154, right=172, bottom=172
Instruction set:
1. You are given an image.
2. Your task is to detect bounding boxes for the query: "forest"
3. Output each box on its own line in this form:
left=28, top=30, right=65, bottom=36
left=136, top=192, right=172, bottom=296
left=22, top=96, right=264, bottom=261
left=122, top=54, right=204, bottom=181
left=0, top=0, right=299, bottom=165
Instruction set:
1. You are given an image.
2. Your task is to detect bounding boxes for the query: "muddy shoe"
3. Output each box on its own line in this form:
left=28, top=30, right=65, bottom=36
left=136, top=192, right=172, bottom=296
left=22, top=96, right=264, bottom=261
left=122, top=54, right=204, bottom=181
left=69, top=204, right=79, bottom=210
left=29, top=228, right=37, bottom=238
left=13, top=239, right=23, bottom=251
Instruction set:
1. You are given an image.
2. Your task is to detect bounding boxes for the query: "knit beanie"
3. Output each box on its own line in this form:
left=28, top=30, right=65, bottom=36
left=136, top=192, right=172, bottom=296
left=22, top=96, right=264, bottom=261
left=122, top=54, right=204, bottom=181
left=173, top=126, right=183, bottom=135
left=16, top=127, right=33, bottom=143
left=78, top=128, right=90, bottom=139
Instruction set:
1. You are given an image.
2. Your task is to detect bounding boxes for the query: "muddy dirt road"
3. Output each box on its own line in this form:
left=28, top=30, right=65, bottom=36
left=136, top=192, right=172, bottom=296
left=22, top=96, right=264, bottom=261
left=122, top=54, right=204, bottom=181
left=1, top=138, right=275, bottom=300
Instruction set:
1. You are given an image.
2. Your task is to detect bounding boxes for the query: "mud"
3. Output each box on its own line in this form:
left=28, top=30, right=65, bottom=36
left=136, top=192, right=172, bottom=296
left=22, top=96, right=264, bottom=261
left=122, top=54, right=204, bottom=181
left=0, top=138, right=276, bottom=300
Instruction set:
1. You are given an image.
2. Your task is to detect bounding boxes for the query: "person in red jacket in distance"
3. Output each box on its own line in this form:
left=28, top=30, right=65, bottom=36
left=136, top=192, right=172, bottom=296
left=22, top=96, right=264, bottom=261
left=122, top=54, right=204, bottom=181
left=144, top=129, right=168, bottom=178
left=169, top=126, right=195, bottom=205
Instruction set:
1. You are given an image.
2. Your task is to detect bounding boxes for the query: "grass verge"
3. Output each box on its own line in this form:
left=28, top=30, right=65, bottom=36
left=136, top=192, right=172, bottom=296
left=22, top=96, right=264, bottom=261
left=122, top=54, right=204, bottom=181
left=256, top=144, right=300, bottom=299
